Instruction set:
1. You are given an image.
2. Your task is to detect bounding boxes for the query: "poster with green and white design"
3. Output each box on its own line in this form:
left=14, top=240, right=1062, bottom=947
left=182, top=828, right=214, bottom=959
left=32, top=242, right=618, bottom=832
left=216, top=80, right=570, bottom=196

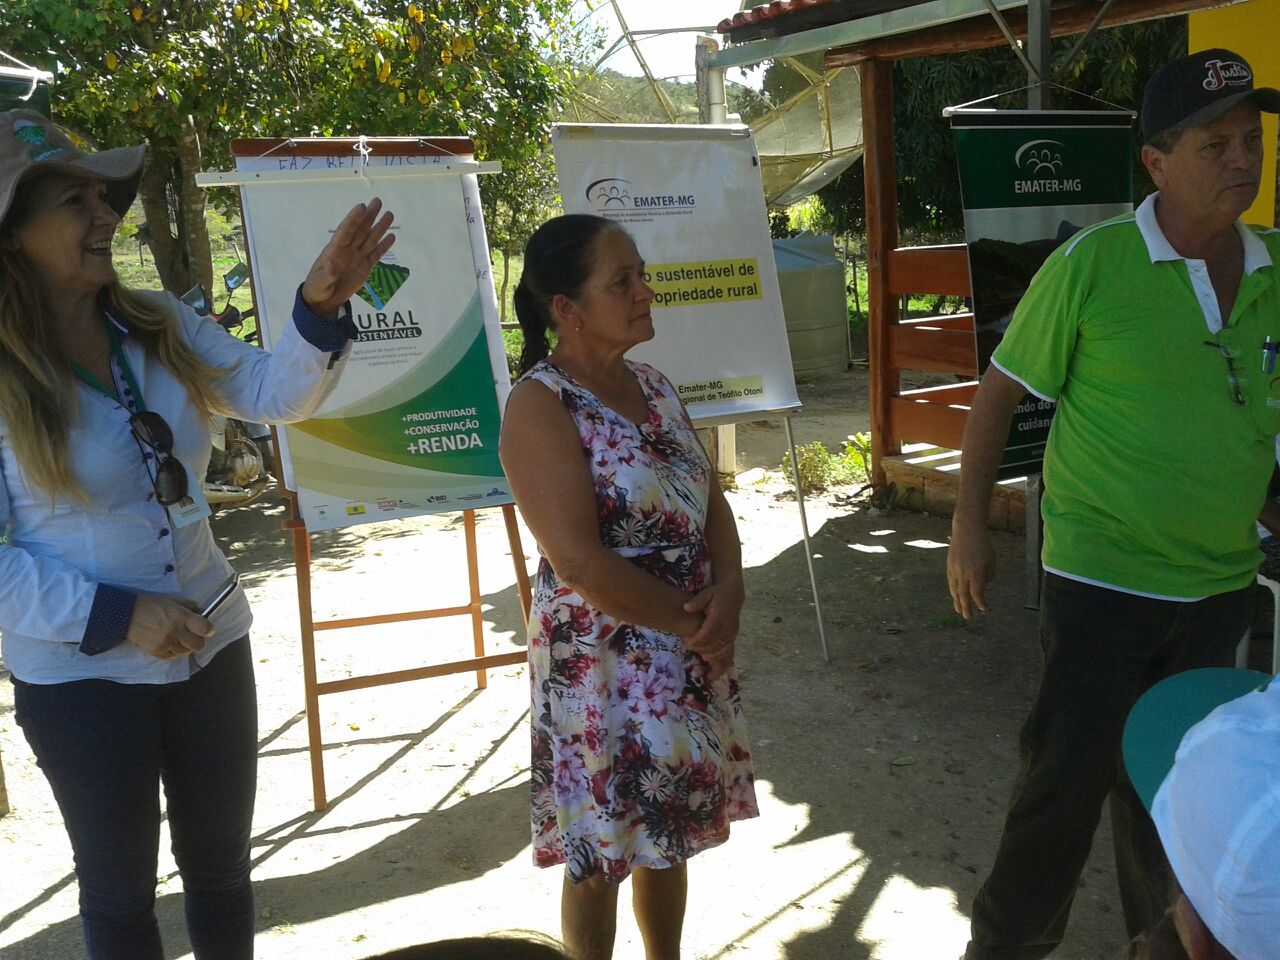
left=952, top=111, right=1132, bottom=476
left=234, top=146, right=511, bottom=531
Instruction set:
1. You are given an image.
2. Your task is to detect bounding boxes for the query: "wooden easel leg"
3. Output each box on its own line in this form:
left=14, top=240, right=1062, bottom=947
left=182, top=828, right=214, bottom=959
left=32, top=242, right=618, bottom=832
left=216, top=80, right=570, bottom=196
left=464, top=510, right=487, bottom=690
left=288, top=515, right=327, bottom=811
left=502, top=502, right=533, bottom=623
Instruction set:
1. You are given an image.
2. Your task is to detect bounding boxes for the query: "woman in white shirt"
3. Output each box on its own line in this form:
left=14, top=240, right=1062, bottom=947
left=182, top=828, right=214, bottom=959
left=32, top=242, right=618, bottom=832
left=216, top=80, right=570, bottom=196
left=0, top=109, right=394, bottom=960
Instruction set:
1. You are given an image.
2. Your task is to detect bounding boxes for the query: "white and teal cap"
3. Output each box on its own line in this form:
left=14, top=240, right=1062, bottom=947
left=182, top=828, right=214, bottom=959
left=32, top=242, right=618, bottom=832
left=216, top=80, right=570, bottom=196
left=1123, top=668, right=1280, bottom=959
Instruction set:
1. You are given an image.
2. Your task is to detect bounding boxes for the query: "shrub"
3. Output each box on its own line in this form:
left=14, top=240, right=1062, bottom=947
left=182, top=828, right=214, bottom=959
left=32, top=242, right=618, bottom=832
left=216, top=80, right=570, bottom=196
left=780, top=432, right=872, bottom=493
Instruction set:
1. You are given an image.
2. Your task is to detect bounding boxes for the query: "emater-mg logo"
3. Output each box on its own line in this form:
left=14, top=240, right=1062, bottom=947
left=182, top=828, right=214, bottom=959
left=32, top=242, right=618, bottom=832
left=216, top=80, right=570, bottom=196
left=586, top=177, right=633, bottom=209
left=1013, top=139, right=1081, bottom=195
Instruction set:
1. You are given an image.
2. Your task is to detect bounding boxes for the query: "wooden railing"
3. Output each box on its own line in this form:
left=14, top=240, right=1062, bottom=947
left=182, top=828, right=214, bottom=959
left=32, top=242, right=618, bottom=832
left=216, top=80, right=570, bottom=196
left=885, top=244, right=977, bottom=454
left=861, top=58, right=978, bottom=487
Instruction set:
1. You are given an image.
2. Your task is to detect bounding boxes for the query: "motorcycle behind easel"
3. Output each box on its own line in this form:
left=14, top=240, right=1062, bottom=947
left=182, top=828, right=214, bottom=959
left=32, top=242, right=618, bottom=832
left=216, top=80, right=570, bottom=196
left=180, top=262, right=275, bottom=514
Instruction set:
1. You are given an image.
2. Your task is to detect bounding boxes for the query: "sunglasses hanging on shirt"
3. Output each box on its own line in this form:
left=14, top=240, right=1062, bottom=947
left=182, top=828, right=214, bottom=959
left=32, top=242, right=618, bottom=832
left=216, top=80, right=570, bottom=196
left=70, top=315, right=194, bottom=508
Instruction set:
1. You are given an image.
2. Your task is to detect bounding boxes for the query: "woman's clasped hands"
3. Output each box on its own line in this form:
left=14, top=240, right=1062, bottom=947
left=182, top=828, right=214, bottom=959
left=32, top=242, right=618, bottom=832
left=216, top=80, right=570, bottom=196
left=682, top=578, right=744, bottom=681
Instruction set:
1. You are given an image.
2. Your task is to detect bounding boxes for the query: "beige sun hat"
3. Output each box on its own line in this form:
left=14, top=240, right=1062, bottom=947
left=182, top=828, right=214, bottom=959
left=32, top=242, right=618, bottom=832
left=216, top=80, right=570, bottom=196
left=0, top=109, right=145, bottom=226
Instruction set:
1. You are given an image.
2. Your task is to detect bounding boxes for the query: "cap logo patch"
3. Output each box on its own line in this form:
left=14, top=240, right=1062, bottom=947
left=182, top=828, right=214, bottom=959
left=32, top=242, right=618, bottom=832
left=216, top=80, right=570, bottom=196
left=1203, top=59, right=1252, bottom=91
left=12, top=119, right=46, bottom=147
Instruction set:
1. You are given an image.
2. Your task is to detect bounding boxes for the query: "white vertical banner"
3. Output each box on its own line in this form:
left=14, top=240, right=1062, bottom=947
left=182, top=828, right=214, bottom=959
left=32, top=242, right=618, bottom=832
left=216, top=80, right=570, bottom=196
left=230, top=140, right=511, bottom=531
left=553, top=124, right=800, bottom=426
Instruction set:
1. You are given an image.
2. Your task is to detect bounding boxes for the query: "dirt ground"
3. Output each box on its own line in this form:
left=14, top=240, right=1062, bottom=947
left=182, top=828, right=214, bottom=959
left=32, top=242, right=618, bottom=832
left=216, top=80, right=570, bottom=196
left=0, top=368, right=1132, bottom=960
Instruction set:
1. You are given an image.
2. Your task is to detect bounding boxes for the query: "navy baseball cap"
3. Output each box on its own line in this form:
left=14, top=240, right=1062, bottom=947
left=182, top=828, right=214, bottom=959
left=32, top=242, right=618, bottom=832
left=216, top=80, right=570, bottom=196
left=1141, top=48, right=1280, bottom=142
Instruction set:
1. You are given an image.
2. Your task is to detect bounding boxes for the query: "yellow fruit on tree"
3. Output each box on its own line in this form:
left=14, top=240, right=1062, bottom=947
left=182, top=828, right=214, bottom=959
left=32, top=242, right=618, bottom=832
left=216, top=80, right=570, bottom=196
left=105, top=52, right=118, bottom=71
left=417, top=87, right=428, bottom=105
left=131, top=6, right=143, bottom=21
left=440, top=48, right=452, bottom=65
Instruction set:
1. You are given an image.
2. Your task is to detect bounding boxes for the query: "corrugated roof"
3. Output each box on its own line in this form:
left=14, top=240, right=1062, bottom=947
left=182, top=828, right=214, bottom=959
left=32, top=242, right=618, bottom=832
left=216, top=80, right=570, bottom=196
left=717, top=0, right=938, bottom=41
left=717, top=0, right=834, bottom=34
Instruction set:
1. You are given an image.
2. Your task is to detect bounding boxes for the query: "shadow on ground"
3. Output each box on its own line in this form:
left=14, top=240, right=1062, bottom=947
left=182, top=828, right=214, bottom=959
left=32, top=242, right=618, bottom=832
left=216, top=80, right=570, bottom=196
left=2, top=494, right=1135, bottom=959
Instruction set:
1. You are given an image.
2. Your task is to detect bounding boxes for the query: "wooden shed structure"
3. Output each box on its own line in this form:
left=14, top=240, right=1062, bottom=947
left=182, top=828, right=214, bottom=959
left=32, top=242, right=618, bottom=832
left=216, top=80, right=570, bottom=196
left=707, top=0, right=1252, bottom=489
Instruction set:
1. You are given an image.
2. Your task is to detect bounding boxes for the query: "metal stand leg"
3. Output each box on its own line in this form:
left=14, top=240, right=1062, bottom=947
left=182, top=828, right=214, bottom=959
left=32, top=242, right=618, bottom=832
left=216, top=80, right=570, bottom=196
left=784, top=416, right=831, bottom=662
left=1025, top=473, right=1043, bottom=610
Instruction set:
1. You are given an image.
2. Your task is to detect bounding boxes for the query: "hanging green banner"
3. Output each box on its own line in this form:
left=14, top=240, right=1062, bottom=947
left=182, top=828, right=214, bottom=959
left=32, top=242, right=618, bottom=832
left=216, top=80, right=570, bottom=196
left=952, top=110, right=1133, bottom=476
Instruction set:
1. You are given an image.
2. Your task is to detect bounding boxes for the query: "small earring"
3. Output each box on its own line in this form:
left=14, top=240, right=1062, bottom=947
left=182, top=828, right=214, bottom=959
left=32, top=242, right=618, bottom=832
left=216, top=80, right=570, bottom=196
left=575, top=321, right=583, bottom=332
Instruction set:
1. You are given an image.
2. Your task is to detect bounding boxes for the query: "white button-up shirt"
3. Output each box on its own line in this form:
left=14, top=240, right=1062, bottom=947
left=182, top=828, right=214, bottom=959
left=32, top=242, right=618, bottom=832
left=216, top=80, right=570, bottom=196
left=1, top=291, right=350, bottom=684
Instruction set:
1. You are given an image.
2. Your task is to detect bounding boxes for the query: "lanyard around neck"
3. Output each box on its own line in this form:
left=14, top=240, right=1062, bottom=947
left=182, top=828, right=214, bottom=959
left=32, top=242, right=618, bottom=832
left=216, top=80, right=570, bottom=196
left=71, top=316, right=148, bottom=414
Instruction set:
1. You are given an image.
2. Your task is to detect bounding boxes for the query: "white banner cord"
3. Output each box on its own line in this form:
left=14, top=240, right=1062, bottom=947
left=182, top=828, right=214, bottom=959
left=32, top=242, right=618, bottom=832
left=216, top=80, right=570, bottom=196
left=0, top=51, right=53, bottom=97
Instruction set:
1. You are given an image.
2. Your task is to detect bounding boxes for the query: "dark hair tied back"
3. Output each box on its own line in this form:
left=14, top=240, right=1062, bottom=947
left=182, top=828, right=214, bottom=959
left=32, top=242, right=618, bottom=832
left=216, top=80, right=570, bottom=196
left=512, top=214, right=619, bottom=376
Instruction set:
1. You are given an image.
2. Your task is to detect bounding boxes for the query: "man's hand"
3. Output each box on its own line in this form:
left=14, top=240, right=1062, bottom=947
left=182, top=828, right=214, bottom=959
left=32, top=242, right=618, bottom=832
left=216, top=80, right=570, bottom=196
left=944, top=366, right=1027, bottom=620
left=126, top=594, right=215, bottom=660
left=301, top=197, right=396, bottom=319
left=948, top=523, right=996, bottom=619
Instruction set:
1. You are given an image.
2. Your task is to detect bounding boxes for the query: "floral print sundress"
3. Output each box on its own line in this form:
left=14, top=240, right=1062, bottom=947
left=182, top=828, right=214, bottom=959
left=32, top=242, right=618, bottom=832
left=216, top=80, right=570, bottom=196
left=522, top=358, right=759, bottom=884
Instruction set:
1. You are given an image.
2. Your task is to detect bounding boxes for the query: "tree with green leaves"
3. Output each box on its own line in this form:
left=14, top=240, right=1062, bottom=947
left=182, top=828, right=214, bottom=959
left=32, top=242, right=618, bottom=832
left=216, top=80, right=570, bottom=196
left=2, top=0, right=587, bottom=294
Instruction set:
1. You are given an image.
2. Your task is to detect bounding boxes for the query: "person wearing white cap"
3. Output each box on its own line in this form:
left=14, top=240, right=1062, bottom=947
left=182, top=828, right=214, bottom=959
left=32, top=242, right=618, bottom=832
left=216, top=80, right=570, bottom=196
left=0, top=108, right=395, bottom=959
left=1122, top=668, right=1280, bottom=959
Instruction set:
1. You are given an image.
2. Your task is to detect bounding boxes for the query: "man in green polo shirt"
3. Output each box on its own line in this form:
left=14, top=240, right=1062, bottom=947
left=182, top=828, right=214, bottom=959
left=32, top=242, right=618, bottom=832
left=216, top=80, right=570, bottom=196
left=948, top=49, right=1280, bottom=960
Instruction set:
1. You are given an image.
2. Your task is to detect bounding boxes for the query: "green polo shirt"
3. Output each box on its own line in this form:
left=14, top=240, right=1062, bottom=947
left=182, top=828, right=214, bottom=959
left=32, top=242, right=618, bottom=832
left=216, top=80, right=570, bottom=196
left=991, top=194, right=1280, bottom=599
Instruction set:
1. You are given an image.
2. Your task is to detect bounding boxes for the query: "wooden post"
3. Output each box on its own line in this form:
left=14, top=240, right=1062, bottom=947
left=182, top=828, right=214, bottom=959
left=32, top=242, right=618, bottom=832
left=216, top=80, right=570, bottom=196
left=0, top=743, right=9, bottom=817
left=502, top=503, right=533, bottom=619
left=286, top=509, right=328, bottom=811
left=465, top=510, right=488, bottom=690
left=860, top=58, right=900, bottom=489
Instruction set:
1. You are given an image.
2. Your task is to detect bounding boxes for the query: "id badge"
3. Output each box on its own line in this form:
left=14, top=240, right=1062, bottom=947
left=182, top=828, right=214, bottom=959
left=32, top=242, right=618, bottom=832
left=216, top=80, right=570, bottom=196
left=168, top=464, right=213, bottom=528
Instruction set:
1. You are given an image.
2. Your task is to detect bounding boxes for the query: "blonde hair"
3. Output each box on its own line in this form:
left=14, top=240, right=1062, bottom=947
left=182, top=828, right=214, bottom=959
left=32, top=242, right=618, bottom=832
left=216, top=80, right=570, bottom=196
left=0, top=244, right=230, bottom=503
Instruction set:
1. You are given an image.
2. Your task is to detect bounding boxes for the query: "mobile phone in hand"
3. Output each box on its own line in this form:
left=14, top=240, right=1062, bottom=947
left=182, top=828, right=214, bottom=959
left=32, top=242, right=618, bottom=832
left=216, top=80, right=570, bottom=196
left=200, top=573, right=240, bottom=619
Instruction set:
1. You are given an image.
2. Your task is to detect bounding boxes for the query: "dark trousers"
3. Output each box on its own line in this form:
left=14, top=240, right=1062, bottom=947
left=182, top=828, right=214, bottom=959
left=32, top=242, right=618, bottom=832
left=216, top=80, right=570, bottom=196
left=965, top=574, right=1255, bottom=960
left=13, top=637, right=258, bottom=960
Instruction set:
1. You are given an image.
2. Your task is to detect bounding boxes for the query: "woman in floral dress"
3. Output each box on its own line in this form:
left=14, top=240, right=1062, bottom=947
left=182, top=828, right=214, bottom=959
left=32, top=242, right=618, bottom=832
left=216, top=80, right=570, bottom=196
left=499, top=215, right=758, bottom=960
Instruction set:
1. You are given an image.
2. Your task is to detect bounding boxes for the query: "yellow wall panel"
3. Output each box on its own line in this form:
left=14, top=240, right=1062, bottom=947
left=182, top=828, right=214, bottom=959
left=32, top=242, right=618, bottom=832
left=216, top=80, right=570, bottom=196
left=1190, top=0, right=1280, bottom=226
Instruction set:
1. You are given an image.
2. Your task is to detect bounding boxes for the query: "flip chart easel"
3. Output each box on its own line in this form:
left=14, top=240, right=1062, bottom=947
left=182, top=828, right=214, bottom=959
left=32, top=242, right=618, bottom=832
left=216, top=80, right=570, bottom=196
left=283, top=500, right=531, bottom=811
left=200, top=137, right=529, bottom=810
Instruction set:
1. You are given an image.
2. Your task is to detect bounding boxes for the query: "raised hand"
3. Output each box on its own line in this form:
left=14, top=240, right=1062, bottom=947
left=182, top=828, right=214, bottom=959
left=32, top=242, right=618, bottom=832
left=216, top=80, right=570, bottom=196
left=301, top=197, right=396, bottom=319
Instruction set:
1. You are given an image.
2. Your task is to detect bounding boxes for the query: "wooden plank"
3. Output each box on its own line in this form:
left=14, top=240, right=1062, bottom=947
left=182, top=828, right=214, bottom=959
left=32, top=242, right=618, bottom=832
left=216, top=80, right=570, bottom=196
left=900, top=312, right=975, bottom=331
left=888, top=326, right=978, bottom=375
left=902, top=381, right=978, bottom=404
left=887, top=245, right=971, bottom=296
left=889, top=396, right=969, bottom=450
left=317, top=651, right=528, bottom=696
left=827, top=0, right=1240, bottom=65
left=861, top=58, right=899, bottom=487
left=315, top=604, right=474, bottom=631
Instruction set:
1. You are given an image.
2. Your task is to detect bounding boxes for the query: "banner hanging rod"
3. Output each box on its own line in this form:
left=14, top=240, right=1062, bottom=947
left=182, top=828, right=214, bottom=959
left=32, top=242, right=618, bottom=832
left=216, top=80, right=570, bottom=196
left=196, top=161, right=501, bottom=188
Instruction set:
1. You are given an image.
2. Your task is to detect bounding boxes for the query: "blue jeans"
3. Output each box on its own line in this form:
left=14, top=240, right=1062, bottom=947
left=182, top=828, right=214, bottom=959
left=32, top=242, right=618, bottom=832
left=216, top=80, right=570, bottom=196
left=965, top=574, right=1255, bottom=960
left=13, top=637, right=258, bottom=960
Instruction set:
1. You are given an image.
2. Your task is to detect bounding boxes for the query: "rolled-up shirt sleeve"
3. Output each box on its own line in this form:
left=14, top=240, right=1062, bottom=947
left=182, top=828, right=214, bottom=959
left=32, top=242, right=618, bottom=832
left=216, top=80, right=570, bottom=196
left=146, top=289, right=356, bottom=425
left=291, top=286, right=358, bottom=352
